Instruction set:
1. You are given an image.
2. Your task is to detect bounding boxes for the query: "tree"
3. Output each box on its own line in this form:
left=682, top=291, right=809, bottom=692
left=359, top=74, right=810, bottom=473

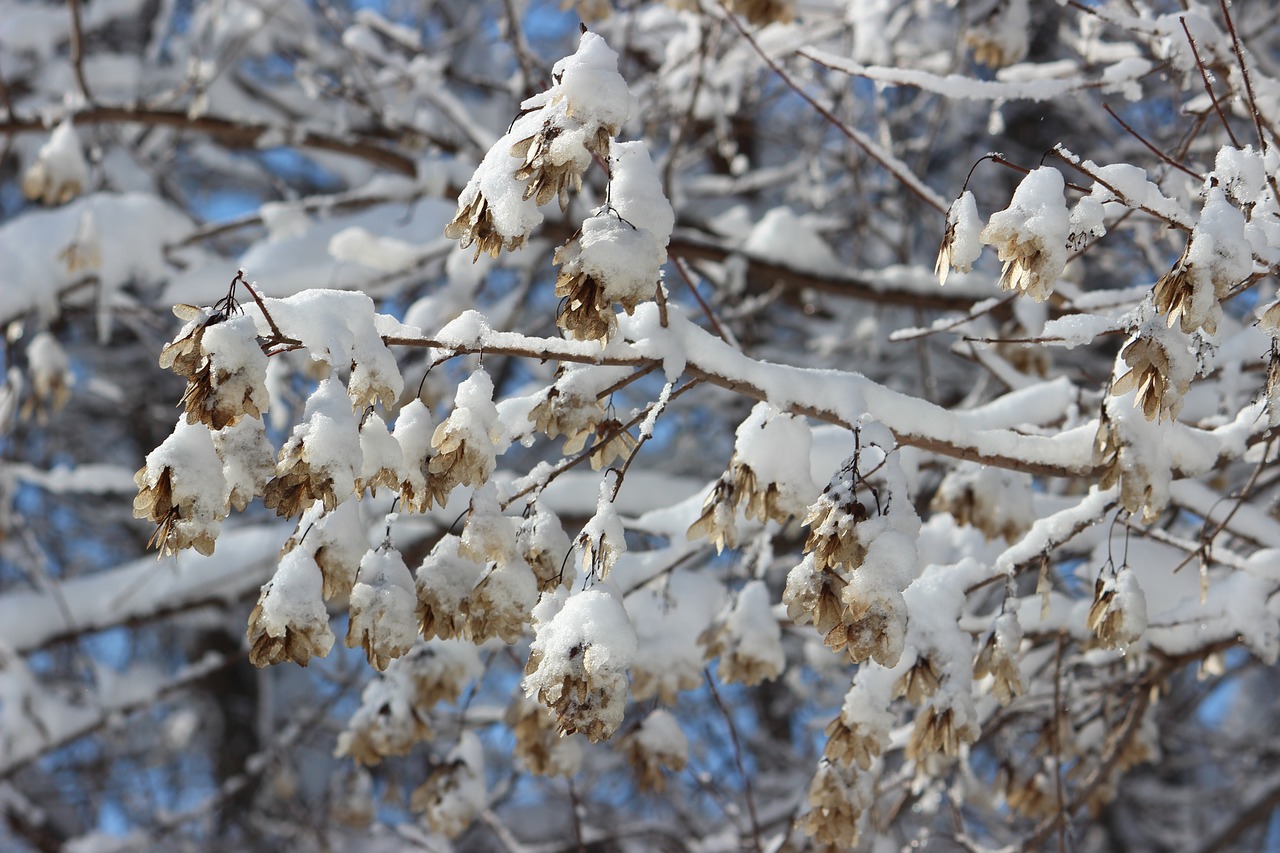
left=3, top=0, right=1280, bottom=850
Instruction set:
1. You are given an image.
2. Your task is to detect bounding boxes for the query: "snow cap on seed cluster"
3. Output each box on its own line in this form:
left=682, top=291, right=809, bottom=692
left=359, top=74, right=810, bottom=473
left=524, top=585, right=637, bottom=741
left=980, top=166, right=1070, bottom=302
left=346, top=544, right=418, bottom=671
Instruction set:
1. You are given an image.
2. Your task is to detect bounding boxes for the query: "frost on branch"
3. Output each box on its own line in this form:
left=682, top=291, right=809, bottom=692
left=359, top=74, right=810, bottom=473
left=444, top=30, right=630, bottom=259
left=133, top=419, right=227, bottom=556
left=524, top=586, right=636, bottom=741
left=980, top=166, right=1070, bottom=302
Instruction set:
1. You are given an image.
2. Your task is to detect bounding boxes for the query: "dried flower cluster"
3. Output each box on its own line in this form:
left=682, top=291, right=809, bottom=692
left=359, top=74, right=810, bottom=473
left=932, top=462, right=1036, bottom=542
left=1151, top=187, right=1251, bottom=336
left=979, top=167, right=1069, bottom=302
left=246, top=546, right=335, bottom=667
left=621, top=710, right=688, bottom=793
left=410, top=734, right=486, bottom=838
left=507, top=698, right=584, bottom=777
left=553, top=142, right=673, bottom=343
left=22, top=121, right=89, bottom=206
left=973, top=613, right=1025, bottom=705
left=1088, top=568, right=1148, bottom=650
left=444, top=31, right=630, bottom=260
left=1111, top=333, right=1193, bottom=423
left=799, top=761, right=870, bottom=850
left=346, top=546, right=419, bottom=671
left=523, top=588, right=636, bottom=742
left=699, top=580, right=785, bottom=686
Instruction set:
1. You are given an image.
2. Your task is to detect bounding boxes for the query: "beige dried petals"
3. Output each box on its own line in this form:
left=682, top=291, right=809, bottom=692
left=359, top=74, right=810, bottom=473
left=630, top=666, right=700, bottom=707
left=1111, top=335, right=1187, bottom=423
left=803, top=493, right=868, bottom=572
left=1152, top=252, right=1203, bottom=334
left=823, top=716, right=886, bottom=772
left=133, top=465, right=216, bottom=556
left=621, top=716, right=688, bottom=794
left=410, top=746, right=484, bottom=839
left=732, top=461, right=796, bottom=526
left=466, top=564, right=536, bottom=644
left=524, top=645, right=627, bottom=743
left=445, top=191, right=526, bottom=261
left=587, top=418, right=637, bottom=470
left=782, top=556, right=848, bottom=640
left=686, top=476, right=740, bottom=554
left=263, top=439, right=338, bottom=519
left=246, top=583, right=334, bottom=669
left=974, top=637, right=1024, bottom=706
left=724, top=0, right=794, bottom=26
left=554, top=252, right=615, bottom=343
left=1087, top=574, right=1145, bottom=649
left=798, top=761, right=865, bottom=850
left=894, top=655, right=942, bottom=705
left=698, top=625, right=781, bottom=687
left=1260, top=300, right=1280, bottom=336
left=510, top=122, right=583, bottom=211
left=1001, top=768, right=1055, bottom=819
left=507, top=699, right=583, bottom=777
left=906, top=705, right=977, bottom=761
left=529, top=387, right=603, bottom=454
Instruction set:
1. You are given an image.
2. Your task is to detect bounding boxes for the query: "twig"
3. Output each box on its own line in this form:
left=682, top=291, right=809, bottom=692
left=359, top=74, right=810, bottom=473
left=1102, top=103, right=1202, bottom=180
left=704, top=669, right=763, bottom=853
left=0, top=105, right=419, bottom=176
left=66, top=0, right=93, bottom=104
left=1218, top=0, right=1269, bottom=154
left=719, top=4, right=947, bottom=214
left=1180, top=17, right=1242, bottom=148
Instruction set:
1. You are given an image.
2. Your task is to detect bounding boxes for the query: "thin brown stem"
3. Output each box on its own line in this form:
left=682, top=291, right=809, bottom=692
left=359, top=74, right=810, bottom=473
left=1102, top=103, right=1202, bottom=180
left=721, top=4, right=946, bottom=214
left=1180, top=16, right=1242, bottom=148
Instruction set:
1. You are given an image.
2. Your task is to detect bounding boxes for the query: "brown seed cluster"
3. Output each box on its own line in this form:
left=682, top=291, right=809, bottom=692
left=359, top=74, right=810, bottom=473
left=1111, top=334, right=1190, bottom=423
left=507, top=698, right=584, bottom=777
left=798, top=761, right=867, bottom=850
left=823, top=715, right=888, bottom=772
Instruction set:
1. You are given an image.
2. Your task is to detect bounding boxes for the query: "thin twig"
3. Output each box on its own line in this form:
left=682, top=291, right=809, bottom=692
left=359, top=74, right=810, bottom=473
left=721, top=4, right=947, bottom=214
left=1102, top=103, right=1202, bottom=180
left=0, top=105, right=420, bottom=175
left=1180, top=16, right=1242, bottom=148
left=66, top=0, right=93, bottom=104
left=704, top=669, right=764, bottom=853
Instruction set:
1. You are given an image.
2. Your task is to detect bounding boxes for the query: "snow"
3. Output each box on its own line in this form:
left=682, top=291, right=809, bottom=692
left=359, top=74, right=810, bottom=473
left=0, top=525, right=286, bottom=653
